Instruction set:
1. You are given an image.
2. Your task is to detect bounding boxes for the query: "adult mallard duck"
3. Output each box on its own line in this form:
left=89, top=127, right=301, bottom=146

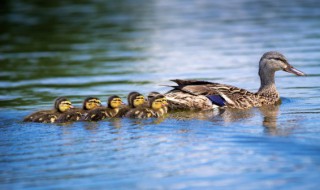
left=84, top=95, right=123, bottom=121
left=116, top=91, right=146, bottom=117
left=56, top=97, right=102, bottom=123
left=125, top=94, right=168, bottom=118
left=165, top=51, right=305, bottom=110
left=23, top=97, right=74, bottom=123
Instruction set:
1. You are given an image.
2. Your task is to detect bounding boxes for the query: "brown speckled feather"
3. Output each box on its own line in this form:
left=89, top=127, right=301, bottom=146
left=166, top=80, right=280, bottom=110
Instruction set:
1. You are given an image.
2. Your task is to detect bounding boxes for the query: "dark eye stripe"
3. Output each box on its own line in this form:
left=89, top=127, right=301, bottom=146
left=273, top=58, right=285, bottom=62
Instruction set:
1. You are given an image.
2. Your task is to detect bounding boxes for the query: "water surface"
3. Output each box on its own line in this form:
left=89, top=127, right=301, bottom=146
left=1, top=0, right=320, bottom=189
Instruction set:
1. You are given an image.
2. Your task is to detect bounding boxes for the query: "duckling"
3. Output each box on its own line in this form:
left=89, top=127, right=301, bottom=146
left=23, top=97, right=73, bottom=123
left=84, top=95, right=123, bottom=121
left=125, top=94, right=168, bottom=119
left=116, top=91, right=146, bottom=117
left=56, top=97, right=102, bottom=123
left=147, top=91, right=169, bottom=114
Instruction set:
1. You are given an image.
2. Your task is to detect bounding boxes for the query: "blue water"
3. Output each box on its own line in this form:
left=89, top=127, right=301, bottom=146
left=1, top=0, right=320, bottom=189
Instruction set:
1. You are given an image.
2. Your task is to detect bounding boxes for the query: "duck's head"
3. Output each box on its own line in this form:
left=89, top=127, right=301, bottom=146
left=259, top=51, right=305, bottom=76
left=128, top=92, right=145, bottom=108
left=54, top=97, right=73, bottom=113
left=108, top=95, right=123, bottom=109
left=150, top=95, right=168, bottom=110
left=83, top=97, right=102, bottom=110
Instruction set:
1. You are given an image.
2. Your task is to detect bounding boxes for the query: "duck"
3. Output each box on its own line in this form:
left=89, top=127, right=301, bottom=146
left=165, top=51, right=305, bottom=110
left=147, top=91, right=169, bottom=114
left=125, top=94, right=168, bottom=118
left=56, top=97, right=102, bottom=123
left=116, top=92, right=146, bottom=117
left=84, top=95, right=123, bottom=121
left=23, top=97, right=74, bottom=123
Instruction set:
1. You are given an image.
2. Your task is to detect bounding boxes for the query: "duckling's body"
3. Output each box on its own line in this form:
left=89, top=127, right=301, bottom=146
left=165, top=51, right=305, bottom=110
left=23, top=97, right=73, bottom=123
left=56, top=97, right=102, bottom=123
left=125, top=94, right=168, bottom=118
left=84, top=95, right=123, bottom=121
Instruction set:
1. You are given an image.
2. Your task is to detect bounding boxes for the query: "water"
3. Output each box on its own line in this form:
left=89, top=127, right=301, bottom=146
left=1, top=0, right=320, bottom=189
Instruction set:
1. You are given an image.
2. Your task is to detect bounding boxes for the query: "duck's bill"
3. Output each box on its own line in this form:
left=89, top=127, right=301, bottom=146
left=284, top=66, right=305, bottom=76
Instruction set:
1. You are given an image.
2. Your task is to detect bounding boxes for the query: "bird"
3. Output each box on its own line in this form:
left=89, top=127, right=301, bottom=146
left=165, top=51, right=305, bottom=110
left=147, top=91, right=169, bottom=115
left=116, top=92, right=146, bottom=117
left=83, top=95, right=123, bottom=121
left=125, top=94, right=168, bottom=118
left=23, top=97, right=74, bottom=123
left=56, top=97, right=102, bottom=123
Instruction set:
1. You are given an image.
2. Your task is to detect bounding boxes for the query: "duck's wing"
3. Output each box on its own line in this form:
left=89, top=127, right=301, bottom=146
left=171, top=79, right=216, bottom=86
left=167, top=80, right=260, bottom=109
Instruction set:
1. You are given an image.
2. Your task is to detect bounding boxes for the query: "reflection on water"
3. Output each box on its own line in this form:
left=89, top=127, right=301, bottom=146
left=1, top=0, right=320, bottom=189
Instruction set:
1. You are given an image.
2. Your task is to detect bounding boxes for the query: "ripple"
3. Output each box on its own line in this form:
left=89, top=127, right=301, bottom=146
left=1, top=0, right=320, bottom=189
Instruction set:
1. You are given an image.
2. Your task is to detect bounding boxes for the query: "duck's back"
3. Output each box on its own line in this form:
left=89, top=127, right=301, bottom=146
left=165, top=79, right=265, bottom=110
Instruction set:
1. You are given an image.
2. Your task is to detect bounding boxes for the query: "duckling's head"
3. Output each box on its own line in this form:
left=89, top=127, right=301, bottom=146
left=150, top=95, right=167, bottom=110
left=259, top=51, right=305, bottom=76
left=127, top=92, right=139, bottom=105
left=147, top=91, right=161, bottom=101
left=54, top=97, right=73, bottom=113
left=108, top=95, right=123, bottom=109
left=83, top=97, right=102, bottom=110
left=128, top=92, right=145, bottom=108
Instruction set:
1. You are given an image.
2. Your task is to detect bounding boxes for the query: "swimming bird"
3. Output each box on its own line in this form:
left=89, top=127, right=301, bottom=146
left=84, top=95, right=123, bottom=121
left=116, top=92, right=146, bottom=117
left=125, top=94, right=168, bottom=118
left=147, top=91, right=169, bottom=114
left=165, top=51, right=305, bottom=110
left=56, top=97, right=102, bottom=123
left=23, top=97, right=74, bottom=123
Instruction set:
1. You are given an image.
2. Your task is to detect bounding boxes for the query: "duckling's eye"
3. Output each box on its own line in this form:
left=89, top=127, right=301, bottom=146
left=62, top=101, right=72, bottom=105
left=136, top=96, right=144, bottom=100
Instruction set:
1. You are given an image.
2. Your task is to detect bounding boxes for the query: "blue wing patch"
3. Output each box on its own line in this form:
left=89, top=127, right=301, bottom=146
left=206, top=95, right=226, bottom=107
